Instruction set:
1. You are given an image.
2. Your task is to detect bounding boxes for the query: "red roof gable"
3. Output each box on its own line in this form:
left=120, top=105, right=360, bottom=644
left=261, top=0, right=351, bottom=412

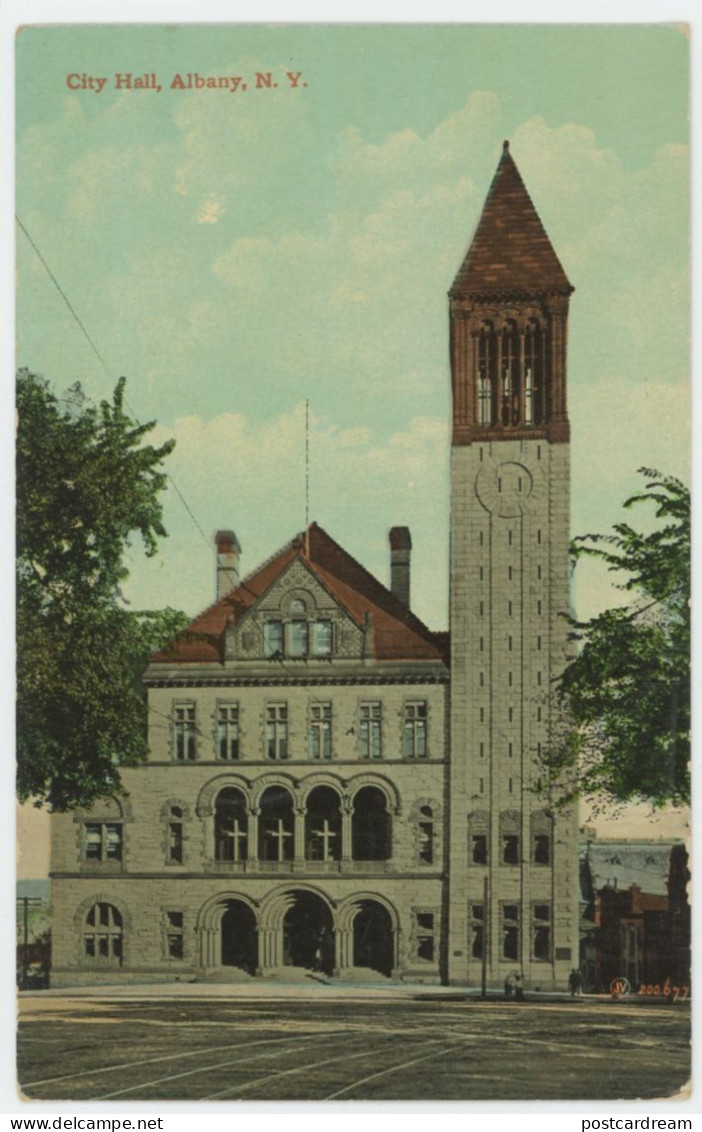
left=451, top=141, right=572, bottom=298
left=151, top=523, right=447, bottom=665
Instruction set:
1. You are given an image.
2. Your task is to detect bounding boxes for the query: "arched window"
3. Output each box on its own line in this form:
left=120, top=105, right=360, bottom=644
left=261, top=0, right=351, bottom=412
left=352, top=786, right=391, bottom=861
left=259, top=786, right=294, bottom=862
left=84, top=903, right=123, bottom=963
left=305, top=786, right=342, bottom=862
left=168, top=805, right=184, bottom=864
left=524, top=319, right=547, bottom=425
left=477, top=323, right=496, bottom=426
left=501, top=322, right=520, bottom=426
left=417, top=805, right=434, bottom=865
left=215, top=788, right=248, bottom=862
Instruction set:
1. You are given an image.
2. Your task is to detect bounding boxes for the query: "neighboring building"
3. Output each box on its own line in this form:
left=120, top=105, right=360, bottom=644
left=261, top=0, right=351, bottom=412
left=50, top=142, right=580, bottom=988
left=17, top=880, right=51, bottom=986
left=579, top=837, right=691, bottom=991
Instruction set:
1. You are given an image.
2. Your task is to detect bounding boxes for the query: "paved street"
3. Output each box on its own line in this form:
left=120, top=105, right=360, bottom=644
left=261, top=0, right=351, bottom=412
left=18, top=988, right=691, bottom=1102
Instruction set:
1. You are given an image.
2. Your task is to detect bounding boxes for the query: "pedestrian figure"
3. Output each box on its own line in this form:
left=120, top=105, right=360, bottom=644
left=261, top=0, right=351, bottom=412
left=514, top=972, right=525, bottom=1001
left=575, top=969, right=584, bottom=996
left=504, top=970, right=517, bottom=999
left=568, top=968, right=579, bottom=997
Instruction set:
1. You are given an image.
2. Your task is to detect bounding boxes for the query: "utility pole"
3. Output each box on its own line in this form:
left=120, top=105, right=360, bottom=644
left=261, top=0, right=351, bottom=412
left=481, top=874, right=488, bottom=999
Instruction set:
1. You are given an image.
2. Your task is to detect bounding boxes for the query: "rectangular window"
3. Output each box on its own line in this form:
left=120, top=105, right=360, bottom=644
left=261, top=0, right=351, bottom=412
left=532, top=904, right=551, bottom=960
left=472, top=834, right=487, bottom=865
left=502, top=904, right=520, bottom=960
left=166, top=911, right=184, bottom=960
left=471, top=904, right=484, bottom=959
left=288, top=620, right=308, bottom=657
left=309, top=702, right=332, bottom=760
left=83, top=823, right=122, bottom=862
left=266, top=703, right=288, bottom=760
left=173, top=703, right=196, bottom=761
left=217, top=703, right=240, bottom=760
left=312, top=620, right=332, bottom=657
left=502, top=834, right=519, bottom=865
left=415, top=911, right=436, bottom=963
left=358, top=702, right=382, bottom=759
left=533, top=834, right=550, bottom=865
left=263, top=620, right=283, bottom=657
left=403, top=702, right=427, bottom=758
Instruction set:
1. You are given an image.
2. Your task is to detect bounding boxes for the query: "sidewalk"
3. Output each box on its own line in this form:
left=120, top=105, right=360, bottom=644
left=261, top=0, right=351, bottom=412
left=18, top=976, right=592, bottom=1004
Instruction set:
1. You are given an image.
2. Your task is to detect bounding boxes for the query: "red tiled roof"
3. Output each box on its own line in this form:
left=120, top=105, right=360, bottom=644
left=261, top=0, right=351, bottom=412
left=151, top=523, right=447, bottom=665
left=451, top=141, right=572, bottom=298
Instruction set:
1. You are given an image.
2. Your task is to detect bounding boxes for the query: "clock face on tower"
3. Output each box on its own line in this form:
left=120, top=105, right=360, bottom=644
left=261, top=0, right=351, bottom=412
left=474, top=457, right=545, bottom=518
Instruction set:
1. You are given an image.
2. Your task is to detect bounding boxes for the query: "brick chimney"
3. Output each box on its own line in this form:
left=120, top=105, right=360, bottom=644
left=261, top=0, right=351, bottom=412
left=389, top=526, right=412, bottom=608
left=215, top=530, right=242, bottom=599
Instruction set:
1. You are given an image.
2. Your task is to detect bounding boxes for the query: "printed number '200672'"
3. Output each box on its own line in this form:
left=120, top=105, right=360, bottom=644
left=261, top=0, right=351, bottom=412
left=638, top=979, right=689, bottom=1001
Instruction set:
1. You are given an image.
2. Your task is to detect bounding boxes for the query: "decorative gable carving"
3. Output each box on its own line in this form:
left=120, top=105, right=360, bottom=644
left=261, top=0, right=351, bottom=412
left=225, top=559, right=363, bottom=660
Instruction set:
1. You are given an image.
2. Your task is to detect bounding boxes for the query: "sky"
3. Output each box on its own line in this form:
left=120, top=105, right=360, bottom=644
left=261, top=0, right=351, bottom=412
left=13, top=23, right=691, bottom=872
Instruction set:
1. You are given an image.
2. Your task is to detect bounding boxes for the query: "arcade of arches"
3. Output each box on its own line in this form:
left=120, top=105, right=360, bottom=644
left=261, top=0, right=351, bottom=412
left=212, top=782, right=393, bottom=865
left=198, top=889, right=397, bottom=977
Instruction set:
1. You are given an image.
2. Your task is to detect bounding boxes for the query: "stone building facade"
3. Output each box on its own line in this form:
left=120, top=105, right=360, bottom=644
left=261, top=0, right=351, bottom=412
left=50, top=142, right=580, bottom=988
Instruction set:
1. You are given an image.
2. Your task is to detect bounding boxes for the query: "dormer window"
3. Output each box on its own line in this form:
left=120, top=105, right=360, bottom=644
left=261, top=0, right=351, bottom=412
left=264, top=601, right=333, bottom=660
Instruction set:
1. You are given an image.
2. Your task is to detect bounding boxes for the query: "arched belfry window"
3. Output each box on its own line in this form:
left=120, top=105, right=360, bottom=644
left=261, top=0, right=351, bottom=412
left=524, top=318, right=547, bottom=426
left=477, top=323, right=497, bottom=426
left=215, top=788, right=248, bottom=863
left=501, top=322, right=520, bottom=426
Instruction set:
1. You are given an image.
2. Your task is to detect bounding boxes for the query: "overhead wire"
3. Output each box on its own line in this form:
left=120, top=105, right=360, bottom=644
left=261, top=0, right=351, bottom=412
left=15, top=213, right=216, bottom=563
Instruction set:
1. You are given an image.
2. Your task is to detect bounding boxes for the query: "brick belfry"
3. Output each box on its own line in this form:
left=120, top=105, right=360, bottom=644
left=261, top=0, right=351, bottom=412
left=447, top=141, right=580, bottom=988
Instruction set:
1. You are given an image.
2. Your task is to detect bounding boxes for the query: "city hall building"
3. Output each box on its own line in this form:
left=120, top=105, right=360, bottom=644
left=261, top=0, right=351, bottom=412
left=50, top=143, right=580, bottom=988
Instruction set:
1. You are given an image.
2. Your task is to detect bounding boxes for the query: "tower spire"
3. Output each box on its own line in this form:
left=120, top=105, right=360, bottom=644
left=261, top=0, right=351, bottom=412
left=449, top=144, right=572, bottom=446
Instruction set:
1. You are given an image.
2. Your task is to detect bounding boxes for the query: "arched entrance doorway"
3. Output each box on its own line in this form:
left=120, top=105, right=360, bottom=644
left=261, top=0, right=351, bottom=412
left=221, top=899, right=257, bottom=973
left=282, top=891, right=334, bottom=974
left=353, top=900, right=393, bottom=976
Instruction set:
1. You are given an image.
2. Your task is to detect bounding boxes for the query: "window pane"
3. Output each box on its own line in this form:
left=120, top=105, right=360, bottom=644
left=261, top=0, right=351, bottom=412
left=503, top=926, right=519, bottom=960
left=289, top=620, right=308, bottom=657
left=419, top=822, right=433, bottom=864
left=472, top=925, right=484, bottom=959
left=472, top=835, right=487, bottom=865
left=417, top=937, right=434, bottom=962
left=263, top=621, right=283, bottom=657
left=534, top=926, right=550, bottom=960
left=168, top=935, right=184, bottom=959
left=503, top=835, right=519, bottom=864
left=313, top=620, right=332, bottom=656
left=84, top=825, right=102, bottom=860
left=105, top=825, right=122, bottom=860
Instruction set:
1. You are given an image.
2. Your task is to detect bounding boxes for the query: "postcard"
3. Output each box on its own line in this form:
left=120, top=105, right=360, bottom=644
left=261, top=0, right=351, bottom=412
left=14, top=21, right=691, bottom=1106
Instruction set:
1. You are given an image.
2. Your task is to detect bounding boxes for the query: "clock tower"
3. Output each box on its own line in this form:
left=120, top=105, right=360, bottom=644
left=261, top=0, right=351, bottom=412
left=447, top=142, right=579, bottom=988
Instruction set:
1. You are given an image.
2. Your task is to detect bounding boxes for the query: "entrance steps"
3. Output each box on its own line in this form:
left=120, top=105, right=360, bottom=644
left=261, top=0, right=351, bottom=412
left=200, top=965, right=393, bottom=985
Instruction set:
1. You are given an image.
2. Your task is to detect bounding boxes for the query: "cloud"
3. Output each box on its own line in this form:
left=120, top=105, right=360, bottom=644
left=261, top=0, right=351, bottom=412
left=196, top=196, right=226, bottom=225
left=128, top=405, right=449, bottom=629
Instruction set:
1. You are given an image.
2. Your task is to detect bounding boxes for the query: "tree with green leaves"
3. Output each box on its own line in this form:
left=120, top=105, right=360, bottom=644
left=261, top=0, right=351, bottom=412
left=545, top=469, right=690, bottom=809
left=16, top=369, right=189, bottom=810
